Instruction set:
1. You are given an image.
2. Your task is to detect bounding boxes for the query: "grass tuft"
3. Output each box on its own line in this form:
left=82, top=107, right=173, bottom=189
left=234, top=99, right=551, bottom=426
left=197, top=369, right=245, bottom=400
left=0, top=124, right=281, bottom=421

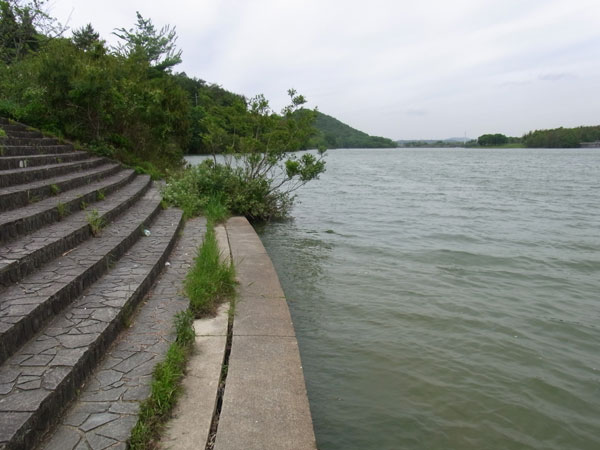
left=185, top=227, right=235, bottom=317
left=56, top=201, right=69, bottom=219
left=129, top=326, right=192, bottom=449
left=86, top=209, right=104, bottom=236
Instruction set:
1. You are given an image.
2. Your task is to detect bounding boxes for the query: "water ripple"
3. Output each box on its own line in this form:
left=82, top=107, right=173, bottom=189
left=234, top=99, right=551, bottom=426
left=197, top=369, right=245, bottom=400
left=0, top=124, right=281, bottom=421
left=257, top=148, right=600, bottom=450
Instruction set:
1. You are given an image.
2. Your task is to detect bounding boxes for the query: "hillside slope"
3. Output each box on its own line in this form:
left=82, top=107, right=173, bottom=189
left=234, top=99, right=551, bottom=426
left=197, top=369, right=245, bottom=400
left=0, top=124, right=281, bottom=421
left=308, top=111, right=397, bottom=149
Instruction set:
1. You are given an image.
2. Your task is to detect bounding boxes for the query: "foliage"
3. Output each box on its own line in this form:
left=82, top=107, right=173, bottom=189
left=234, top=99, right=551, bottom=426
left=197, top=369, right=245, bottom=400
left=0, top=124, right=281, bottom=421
left=478, top=133, right=509, bottom=146
left=113, top=11, right=182, bottom=73
left=307, top=110, right=397, bottom=149
left=72, top=23, right=104, bottom=55
left=0, top=127, right=5, bottom=137
left=0, top=0, right=63, bottom=64
left=56, top=200, right=68, bottom=219
left=85, top=208, right=104, bottom=236
left=128, top=317, right=192, bottom=449
left=0, top=8, right=325, bottom=220
left=185, top=226, right=235, bottom=317
left=0, top=12, right=190, bottom=175
left=522, top=125, right=600, bottom=148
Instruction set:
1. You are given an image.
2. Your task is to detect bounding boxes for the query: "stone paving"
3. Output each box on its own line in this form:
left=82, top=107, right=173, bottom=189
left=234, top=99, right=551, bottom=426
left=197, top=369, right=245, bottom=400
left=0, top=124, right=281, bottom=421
left=0, top=157, right=107, bottom=188
left=0, top=163, right=122, bottom=212
left=41, top=217, right=206, bottom=450
left=0, top=169, right=135, bottom=242
left=0, top=189, right=162, bottom=364
left=0, top=118, right=195, bottom=450
left=0, top=175, right=151, bottom=286
left=0, top=208, right=184, bottom=449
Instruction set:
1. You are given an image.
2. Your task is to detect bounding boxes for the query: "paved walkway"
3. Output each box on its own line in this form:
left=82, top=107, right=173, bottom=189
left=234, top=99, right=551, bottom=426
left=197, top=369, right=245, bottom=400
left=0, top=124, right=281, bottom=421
left=40, top=217, right=207, bottom=450
left=214, top=217, right=316, bottom=450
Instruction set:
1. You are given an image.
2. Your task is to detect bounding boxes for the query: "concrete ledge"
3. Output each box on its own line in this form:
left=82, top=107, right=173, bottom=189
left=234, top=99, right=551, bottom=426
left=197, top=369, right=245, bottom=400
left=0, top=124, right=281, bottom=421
left=214, top=217, right=316, bottom=450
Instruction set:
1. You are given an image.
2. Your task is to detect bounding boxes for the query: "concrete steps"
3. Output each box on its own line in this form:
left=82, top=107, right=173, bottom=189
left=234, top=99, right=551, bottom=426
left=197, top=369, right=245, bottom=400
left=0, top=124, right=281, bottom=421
left=0, top=157, right=107, bottom=188
left=0, top=138, right=60, bottom=147
left=0, top=152, right=90, bottom=171
left=0, top=163, right=122, bottom=213
left=1, top=145, right=77, bottom=158
left=0, top=169, right=136, bottom=243
left=0, top=118, right=189, bottom=449
left=0, top=175, right=151, bottom=286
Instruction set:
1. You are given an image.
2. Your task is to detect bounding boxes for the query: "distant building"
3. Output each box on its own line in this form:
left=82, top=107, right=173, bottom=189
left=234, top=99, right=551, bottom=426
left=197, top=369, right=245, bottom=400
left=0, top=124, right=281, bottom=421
left=580, top=141, right=600, bottom=148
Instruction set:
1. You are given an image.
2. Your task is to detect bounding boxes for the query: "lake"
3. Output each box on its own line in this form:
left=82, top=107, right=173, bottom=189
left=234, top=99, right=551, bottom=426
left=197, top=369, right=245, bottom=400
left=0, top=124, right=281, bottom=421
left=250, top=148, right=600, bottom=450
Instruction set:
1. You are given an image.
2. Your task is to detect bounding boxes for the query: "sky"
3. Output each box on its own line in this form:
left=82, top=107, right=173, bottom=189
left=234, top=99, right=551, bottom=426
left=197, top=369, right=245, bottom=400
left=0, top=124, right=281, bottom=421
left=48, top=0, right=600, bottom=140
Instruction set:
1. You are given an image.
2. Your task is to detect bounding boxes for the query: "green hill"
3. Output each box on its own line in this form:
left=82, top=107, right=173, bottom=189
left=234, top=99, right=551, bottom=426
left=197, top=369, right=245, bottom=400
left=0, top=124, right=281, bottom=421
left=308, top=111, right=397, bottom=149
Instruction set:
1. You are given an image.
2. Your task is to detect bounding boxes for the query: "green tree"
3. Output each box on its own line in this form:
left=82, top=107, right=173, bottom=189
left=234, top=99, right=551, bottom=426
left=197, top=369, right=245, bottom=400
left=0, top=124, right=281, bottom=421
left=113, top=11, right=182, bottom=72
left=478, top=133, right=508, bottom=146
left=164, top=90, right=326, bottom=221
left=72, top=23, right=105, bottom=55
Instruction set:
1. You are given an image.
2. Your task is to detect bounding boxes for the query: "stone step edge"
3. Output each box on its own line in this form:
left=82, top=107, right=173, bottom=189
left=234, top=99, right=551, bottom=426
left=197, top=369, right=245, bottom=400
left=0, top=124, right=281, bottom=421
left=0, top=138, right=61, bottom=146
left=0, top=190, right=164, bottom=365
left=0, top=209, right=185, bottom=450
left=0, top=145, right=76, bottom=158
left=0, top=157, right=106, bottom=189
left=0, top=152, right=88, bottom=171
left=0, top=163, right=121, bottom=213
left=0, top=176, right=151, bottom=287
left=2, top=132, right=43, bottom=139
left=0, top=169, right=137, bottom=244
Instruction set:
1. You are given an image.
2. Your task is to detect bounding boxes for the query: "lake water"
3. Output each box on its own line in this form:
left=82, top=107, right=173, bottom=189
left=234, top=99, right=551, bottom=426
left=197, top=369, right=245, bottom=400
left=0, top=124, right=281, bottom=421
left=250, top=148, right=600, bottom=450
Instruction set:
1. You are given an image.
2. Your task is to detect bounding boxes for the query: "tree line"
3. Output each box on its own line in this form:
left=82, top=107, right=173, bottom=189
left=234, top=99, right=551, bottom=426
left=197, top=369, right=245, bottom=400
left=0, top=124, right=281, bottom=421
left=0, top=1, right=318, bottom=174
left=0, top=1, right=326, bottom=220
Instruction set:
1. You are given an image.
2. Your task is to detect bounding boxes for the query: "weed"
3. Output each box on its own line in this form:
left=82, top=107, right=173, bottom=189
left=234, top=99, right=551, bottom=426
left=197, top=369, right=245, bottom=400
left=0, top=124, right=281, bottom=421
left=56, top=201, right=69, bottom=219
left=80, top=200, right=88, bottom=210
left=86, top=209, right=104, bottom=236
left=204, top=194, right=229, bottom=224
left=0, top=128, right=6, bottom=137
left=96, top=189, right=105, bottom=201
left=185, top=226, right=236, bottom=317
left=174, top=310, right=195, bottom=346
left=128, top=312, right=194, bottom=449
left=50, top=184, right=60, bottom=196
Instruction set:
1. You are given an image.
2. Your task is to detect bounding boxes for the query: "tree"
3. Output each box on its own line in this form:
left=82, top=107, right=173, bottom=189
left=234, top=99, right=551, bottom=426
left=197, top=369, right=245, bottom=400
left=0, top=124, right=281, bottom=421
left=0, top=0, right=64, bottom=63
left=72, top=23, right=105, bottom=55
left=113, top=11, right=182, bottom=72
left=478, top=133, right=508, bottom=146
left=163, top=90, right=327, bottom=221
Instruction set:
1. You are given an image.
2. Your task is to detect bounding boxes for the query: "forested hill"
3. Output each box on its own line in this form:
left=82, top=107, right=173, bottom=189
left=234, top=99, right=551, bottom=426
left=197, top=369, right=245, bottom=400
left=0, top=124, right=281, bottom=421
left=522, top=125, right=600, bottom=148
left=307, top=111, right=397, bottom=149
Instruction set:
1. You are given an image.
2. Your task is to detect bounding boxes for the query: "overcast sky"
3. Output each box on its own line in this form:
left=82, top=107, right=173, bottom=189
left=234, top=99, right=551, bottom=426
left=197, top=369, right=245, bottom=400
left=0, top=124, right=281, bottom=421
left=49, top=0, right=600, bottom=140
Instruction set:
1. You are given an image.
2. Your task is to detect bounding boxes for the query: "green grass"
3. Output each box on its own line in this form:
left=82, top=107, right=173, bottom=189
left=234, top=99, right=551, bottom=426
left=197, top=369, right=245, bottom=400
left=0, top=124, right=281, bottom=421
left=56, top=201, right=69, bottom=219
left=128, top=220, right=235, bottom=449
left=97, top=189, right=105, bottom=201
left=86, top=209, right=104, bottom=236
left=50, top=184, right=60, bottom=196
left=185, top=226, right=236, bottom=317
left=129, top=311, right=194, bottom=449
left=0, top=128, right=6, bottom=137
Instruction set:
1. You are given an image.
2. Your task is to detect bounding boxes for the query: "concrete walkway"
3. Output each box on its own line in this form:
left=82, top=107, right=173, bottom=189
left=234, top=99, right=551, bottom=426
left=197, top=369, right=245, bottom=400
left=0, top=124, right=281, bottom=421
left=214, top=217, right=316, bottom=450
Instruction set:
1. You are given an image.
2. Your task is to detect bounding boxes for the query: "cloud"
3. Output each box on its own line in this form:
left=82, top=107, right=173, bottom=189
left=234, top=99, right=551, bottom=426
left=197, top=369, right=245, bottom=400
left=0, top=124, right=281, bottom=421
left=538, top=73, right=577, bottom=81
left=406, top=109, right=428, bottom=117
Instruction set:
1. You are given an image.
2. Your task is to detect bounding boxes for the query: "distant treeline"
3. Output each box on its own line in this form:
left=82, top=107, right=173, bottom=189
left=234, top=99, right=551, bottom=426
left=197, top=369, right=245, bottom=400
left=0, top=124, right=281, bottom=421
left=522, top=126, right=600, bottom=148
left=307, top=111, right=397, bottom=149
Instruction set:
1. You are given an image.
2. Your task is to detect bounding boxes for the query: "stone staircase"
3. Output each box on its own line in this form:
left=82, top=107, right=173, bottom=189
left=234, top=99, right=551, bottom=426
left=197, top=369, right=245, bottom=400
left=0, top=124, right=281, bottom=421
left=0, top=118, right=186, bottom=449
